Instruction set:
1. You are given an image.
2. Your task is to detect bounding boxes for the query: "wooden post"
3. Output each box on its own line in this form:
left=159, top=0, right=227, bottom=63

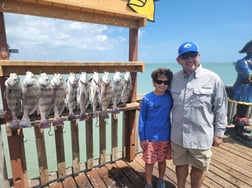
left=99, top=117, right=106, bottom=165
left=111, top=115, right=118, bottom=161
left=54, top=126, right=66, bottom=178
left=0, top=12, right=27, bottom=188
left=71, top=120, right=80, bottom=174
left=34, top=126, right=49, bottom=184
left=86, top=118, right=93, bottom=169
left=0, top=127, right=10, bottom=188
left=124, top=28, right=139, bottom=161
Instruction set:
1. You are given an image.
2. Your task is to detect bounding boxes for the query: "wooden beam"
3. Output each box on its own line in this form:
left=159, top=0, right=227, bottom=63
left=0, top=60, right=144, bottom=76
left=0, top=0, right=147, bottom=28
left=124, top=28, right=139, bottom=161
left=71, top=121, right=80, bottom=174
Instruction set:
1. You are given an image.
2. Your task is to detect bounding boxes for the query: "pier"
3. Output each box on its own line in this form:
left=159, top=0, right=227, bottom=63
left=0, top=1, right=252, bottom=188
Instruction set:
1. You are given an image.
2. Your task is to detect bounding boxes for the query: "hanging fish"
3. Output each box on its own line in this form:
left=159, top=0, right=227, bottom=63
left=65, top=72, right=78, bottom=121
left=4, top=73, right=22, bottom=129
left=99, top=72, right=112, bottom=119
left=37, top=73, right=53, bottom=129
left=20, top=71, right=41, bottom=128
left=51, top=73, right=66, bottom=126
left=111, top=71, right=123, bottom=114
left=121, top=71, right=132, bottom=106
left=77, top=72, right=90, bottom=121
left=89, top=72, right=100, bottom=118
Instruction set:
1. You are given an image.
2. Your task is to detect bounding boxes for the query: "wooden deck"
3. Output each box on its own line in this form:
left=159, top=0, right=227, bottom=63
left=37, top=125, right=252, bottom=188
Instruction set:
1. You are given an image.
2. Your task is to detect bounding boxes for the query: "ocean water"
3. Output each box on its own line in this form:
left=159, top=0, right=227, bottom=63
left=138, top=62, right=236, bottom=94
left=1, top=62, right=236, bottom=180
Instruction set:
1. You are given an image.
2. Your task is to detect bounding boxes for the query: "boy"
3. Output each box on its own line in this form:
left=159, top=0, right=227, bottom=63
left=139, top=68, right=173, bottom=188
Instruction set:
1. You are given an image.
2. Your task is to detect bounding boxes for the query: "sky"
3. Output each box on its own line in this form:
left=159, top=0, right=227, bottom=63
left=3, top=0, right=252, bottom=63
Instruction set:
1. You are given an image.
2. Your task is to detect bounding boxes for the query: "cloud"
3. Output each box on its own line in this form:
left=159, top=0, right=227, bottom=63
left=5, top=13, right=128, bottom=60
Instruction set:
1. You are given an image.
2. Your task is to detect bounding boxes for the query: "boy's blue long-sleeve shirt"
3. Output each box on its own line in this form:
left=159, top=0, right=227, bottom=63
left=138, top=91, right=173, bottom=142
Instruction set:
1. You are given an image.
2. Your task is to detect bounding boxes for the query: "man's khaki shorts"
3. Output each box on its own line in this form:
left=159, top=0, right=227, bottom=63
left=171, top=142, right=212, bottom=171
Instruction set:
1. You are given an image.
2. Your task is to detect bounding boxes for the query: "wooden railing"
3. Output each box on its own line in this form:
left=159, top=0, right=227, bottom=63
left=0, top=61, right=144, bottom=187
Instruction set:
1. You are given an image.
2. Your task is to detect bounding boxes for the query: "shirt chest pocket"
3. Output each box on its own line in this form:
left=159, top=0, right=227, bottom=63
left=190, top=88, right=213, bottom=106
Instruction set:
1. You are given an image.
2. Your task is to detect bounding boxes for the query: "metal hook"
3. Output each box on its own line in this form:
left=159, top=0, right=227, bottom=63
left=104, top=17, right=108, bottom=24
left=2, top=0, right=10, bottom=10
left=34, top=0, right=40, bottom=15
left=123, top=18, right=129, bottom=27
left=113, top=17, right=118, bottom=25
left=64, top=5, right=69, bottom=19
left=51, top=3, right=55, bottom=17
left=92, top=12, right=97, bottom=22
left=80, top=8, right=85, bottom=21
left=17, top=0, right=23, bottom=13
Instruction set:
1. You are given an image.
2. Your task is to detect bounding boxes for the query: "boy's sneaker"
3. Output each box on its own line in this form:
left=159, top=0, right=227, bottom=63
left=144, top=184, right=153, bottom=188
left=157, top=179, right=165, bottom=188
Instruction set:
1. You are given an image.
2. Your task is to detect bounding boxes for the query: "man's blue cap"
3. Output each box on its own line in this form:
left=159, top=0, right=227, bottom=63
left=178, top=42, right=199, bottom=56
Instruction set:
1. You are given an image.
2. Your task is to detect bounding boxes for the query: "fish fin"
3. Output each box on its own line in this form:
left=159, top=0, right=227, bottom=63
left=19, top=118, right=31, bottom=128
left=8, top=120, right=20, bottom=129
left=53, top=118, right=64, bottom=127
left=68, top=113, right=77, bottom=121
left=79, top=113, right=90, bottom=121
left=40, top=120, right=50, bottom=129
left=101, top=111, right=109, bottom=119
left=92, top=111, right=99, bottom=118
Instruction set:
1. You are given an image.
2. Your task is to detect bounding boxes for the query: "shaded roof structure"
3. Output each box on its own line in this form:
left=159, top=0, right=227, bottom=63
left=1, top=0, right=147, bottom=28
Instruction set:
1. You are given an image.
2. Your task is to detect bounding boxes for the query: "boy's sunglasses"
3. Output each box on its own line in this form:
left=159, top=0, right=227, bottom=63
left=154, top=79, right=169, bottom=85
left=180, top=52, right=198, bottom=60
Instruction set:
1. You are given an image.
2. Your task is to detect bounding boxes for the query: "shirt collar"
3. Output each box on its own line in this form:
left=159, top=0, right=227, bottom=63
left=183, top=64, right=202, bottom=79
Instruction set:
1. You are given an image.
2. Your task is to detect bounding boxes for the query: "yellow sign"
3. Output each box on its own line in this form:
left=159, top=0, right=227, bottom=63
left=128, top=0, right=156, bottom=22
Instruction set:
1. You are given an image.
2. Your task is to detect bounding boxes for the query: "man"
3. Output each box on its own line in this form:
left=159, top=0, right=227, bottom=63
left=229, top=40, right=252, bottom=140
left=170, top=42, right=228, bottom=188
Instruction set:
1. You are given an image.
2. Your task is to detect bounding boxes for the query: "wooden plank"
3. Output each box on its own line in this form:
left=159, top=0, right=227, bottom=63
left=105, top=162, right=135, bottom=187
left=135, top=155, right=192, bottom=187
left=124, top=110, right=137, bottom=161
left=86, top=118, right=93, bottom=169
left=0, top=60, right=144, bottom=76
left=0, top=13, right=10, bottom=188
left=48, top=181, right=63, bottom=188
left=99, top=117, right=106, bottom=165
left=7, top=129, right=29, bottom=188
left=111, top=115, right=118, bottom=161
left=211, top=158, right=252, bottom=186
left=62, top=176, right=77, bottom=188
left=0, top=0, right=147, bottom=28
left=94, top=165, right=118, bottom=187
left=0, top=126, right=10, bottom=188
left=212, top=149, right=252, bottom=177
left=115, top=160, right=145, bottom=187
left=221, top=136, right=252, bottom=158
left=54, top=126, right=66, bottom=178
left=124, top=28, right=139, bottom=161
left=209, top=164, right=249, bottom=187
left=0, top=12, right=8, bottom=60
left=74, top=173, right=92, bottom=188
left=85, top=169, right=106, bottom=188
left=212, top=146, right=252, bottom=168
left=71, top=120, right=80, bottom=174
left=219, top=142, right=252, bottom=161
left=34, top=125, right=49, bottom=184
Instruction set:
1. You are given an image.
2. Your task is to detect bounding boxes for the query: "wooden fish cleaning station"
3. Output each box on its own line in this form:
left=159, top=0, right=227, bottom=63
left=0, top=0, right=146, bottom=187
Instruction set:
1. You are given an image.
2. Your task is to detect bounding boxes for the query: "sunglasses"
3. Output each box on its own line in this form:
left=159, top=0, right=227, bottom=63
left=180, top=52, right=198, bottom=60
left=154, top=79, right=169, bottom=85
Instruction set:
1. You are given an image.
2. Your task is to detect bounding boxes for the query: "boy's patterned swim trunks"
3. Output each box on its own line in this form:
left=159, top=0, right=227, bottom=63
left=142, top=141, right=171, bottom=164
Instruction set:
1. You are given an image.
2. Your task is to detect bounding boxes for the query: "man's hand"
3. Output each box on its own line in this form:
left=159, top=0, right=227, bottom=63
left=212, top=136, right=223, bottom=147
